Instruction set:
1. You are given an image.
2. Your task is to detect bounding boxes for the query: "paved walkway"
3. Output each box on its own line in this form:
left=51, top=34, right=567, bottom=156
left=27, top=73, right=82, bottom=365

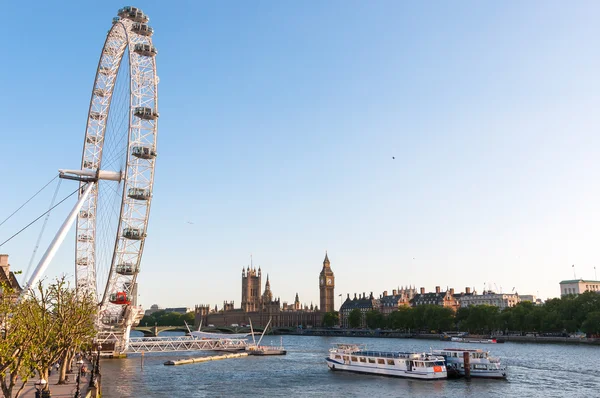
left=20, top=358, right=94, bottom=398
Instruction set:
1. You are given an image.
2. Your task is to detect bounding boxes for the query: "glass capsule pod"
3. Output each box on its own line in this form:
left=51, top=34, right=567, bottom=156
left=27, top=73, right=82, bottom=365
left=118, top=7, right=148, bottom=24
left=116, top=263, right=138, bottom=275
left=133, top=43, right=157, bottom=57
left=112, top=17, right=121, bottom=25
left=86, top=135, right=100, bottom=144
left=134, top=107, right=159, bottom=120
left=131, top=23, right=153, bottom=37
left=123, top=228, right=146, bottom=240
left=90, top=111, right=106, bottom=120
left=132, top=146, right=157, bottom=159
left=83, top=160, right=98, bottom=169
left=128, top=188, right=151, bottom=200
left=76, top=258, right=88, bottom=266
left=93, top=88, right=108, bottom=97
left=79, top=210, right=90, bottom=218
left=77, top=234, right=92, bottom=242
left=101, top=315, right=122, bottom=326
left=109, top=292, right=131, bottom=305
left=104, top=46, right=119, bottom=56
left=98, top=66, right=112, bottom=75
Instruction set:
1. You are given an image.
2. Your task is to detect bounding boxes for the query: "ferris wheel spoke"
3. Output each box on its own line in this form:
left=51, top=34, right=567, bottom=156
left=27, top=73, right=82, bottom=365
left=74, top=7, right=158, bottom=353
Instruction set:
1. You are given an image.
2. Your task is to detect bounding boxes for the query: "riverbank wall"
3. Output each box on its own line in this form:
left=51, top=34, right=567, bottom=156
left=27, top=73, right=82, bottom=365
left=281, top=329, right=600, bottom=345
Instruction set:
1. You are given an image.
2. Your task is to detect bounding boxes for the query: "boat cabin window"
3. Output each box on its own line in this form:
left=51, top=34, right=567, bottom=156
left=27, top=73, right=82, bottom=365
left=335, top=355, right=341, bottom=359
left=387, top=359, right=394, bottom=365
left=351, top=356, right=357, bottom=362
left=377, top=359, right=385, bottom=365
left=474, top=364, right=487, bottom=370
left=368, top=358, right=376, bottom=364
left=359, top=357, right=366, bottom=363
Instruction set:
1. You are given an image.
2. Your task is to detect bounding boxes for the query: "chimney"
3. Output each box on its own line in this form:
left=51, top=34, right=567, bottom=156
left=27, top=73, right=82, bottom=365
left=466, top=287, right=471, bottom=294
left=420, top=287, right=425, bottom=294
left=354, top=293, right=357, bottom=299
left=449, top=288, right=455, bottom=295
left=347, top=293, right=350, bottom=299
left=392, top=289, right=397, bottom=296
left=363, top=292, right=366, bottom=299
left=383, top=290, right=388, bottom=297
left=370, top=292, right=373, bottom=299
left=0, top=254, right=9, bottom=276
left=435, top=286, right=440, bottom=294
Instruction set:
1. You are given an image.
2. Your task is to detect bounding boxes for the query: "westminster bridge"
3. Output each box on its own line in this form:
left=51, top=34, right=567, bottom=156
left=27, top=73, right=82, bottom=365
left=131, top=325, right=295, bottom=337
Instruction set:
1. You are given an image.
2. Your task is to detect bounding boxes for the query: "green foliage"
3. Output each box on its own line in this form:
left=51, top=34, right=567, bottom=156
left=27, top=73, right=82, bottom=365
left=365, top=310, right=385, bottom=329
left=348, top=309, right=362, bottom=328
left=0, top=277, right=97, bottom=397
left=582, top=311, right=600, bottom=335
left=140, top=310, right=195, bottom=327
left=379, top=292, right=600, bottom=336
left=322, top=311, right=339, bottom=327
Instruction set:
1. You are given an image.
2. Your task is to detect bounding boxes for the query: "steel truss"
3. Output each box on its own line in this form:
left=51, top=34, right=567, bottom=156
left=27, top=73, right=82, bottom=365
left=126, top=337, right=250, bottom=353
left=75, top=7, right=158, bottom=354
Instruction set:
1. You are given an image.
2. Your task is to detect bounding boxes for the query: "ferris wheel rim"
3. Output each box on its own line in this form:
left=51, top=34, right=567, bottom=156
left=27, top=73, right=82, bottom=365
left=75, top=10, right=158, bottom=333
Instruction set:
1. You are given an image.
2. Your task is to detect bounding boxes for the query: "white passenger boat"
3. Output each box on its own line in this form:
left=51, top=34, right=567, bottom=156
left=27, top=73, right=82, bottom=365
left=432, top=348, right=507, bottom=379
left=450, top=337, right=497, bottom=344
left=326, top=344, right=447, bottom=380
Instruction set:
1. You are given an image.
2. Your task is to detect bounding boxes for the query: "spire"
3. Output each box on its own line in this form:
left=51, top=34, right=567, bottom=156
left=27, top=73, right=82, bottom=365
left=323, top=251, right=330, bottom=267
left=265, top=274, right=270, bottom=288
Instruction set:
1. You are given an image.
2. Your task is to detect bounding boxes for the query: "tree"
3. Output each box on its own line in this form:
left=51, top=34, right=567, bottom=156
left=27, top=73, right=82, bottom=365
left=365, top=310, right=384, bottom=329
left=348, top=309, right=362, bottom=328
left=8, top=278, right=97, bottom=396
left=322, top=312, right=339, bottom=328
left=0, top=284, right=37, bottom=398
left=387, top=307, right=414, bottom=331
left=582, top=311, right=600, bottom=336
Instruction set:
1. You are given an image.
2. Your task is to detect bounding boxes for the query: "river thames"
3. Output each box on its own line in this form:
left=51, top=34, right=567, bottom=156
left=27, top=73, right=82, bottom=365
left=100, top=333, right=599, bottom=397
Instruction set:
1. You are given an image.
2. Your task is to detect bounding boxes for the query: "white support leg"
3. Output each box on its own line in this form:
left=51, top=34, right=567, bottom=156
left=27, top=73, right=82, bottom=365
left=20, top=182, right=95, bottom=297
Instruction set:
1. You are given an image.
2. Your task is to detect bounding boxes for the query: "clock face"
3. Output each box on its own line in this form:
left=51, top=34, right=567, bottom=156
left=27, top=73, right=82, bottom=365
left=327, top=278, right=332, bottom=285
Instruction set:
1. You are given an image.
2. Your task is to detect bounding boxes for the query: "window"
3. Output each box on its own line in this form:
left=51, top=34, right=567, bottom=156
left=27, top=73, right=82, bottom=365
left=387, top=359, right=394, bottom=365
left=359, top=357, right=366, bottom=363
left=335, top=355, right=341, bottom=359
left=377, top=359, right=385, bottom=364
left=351, top=356, right=357, bottom=362
left=368, top=358, right=376, bottom=364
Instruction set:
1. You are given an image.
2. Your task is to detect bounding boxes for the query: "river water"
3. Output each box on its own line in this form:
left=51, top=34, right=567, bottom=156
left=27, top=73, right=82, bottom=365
left=100, top=333, right=600, bottom=397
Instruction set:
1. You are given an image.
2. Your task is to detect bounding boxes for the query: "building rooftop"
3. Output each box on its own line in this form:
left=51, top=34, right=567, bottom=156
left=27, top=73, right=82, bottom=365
left=560, top=279, right=600, bottom=284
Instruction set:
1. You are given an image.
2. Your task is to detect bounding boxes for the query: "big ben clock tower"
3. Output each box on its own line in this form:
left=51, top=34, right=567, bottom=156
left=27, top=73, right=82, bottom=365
left=319, top=252, right=335, bottom=312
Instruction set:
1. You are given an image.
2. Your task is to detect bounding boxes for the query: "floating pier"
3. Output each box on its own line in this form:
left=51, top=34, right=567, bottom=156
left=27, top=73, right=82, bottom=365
left=164, top=352, right=248, bottom=366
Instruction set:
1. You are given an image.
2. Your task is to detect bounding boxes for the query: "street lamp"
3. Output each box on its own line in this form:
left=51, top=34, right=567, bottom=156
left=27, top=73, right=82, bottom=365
left=89, top=343, right=102, bottom=388
left=34, top=379, right=46, bottom=398
left=74, top=359, right=84, bottom=398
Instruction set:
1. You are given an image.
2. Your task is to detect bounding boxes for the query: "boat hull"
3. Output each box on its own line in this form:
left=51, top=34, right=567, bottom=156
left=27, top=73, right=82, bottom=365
left=248, top=350, right=287, bottom=356
left=326, top=358, right=446, bottom=380
left=452, top=365, right=507, bottom=379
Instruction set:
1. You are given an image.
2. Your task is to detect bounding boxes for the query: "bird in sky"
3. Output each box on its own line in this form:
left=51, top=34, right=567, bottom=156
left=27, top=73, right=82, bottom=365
left=186, top=221, right=194, bottom=225
left=392, top=157, right=395, bottom=159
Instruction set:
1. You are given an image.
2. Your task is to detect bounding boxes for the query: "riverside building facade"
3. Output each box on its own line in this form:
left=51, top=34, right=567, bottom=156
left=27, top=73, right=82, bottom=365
left=560, top=279, right=600, bottom=296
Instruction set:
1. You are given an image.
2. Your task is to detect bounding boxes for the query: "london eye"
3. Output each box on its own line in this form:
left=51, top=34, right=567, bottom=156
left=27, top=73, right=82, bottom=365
left=26, top=6, right=160, bottom=352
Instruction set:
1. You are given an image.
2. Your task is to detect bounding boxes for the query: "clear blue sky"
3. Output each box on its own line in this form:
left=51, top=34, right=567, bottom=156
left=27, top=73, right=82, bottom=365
left=1, top=1, right=599, bottom=309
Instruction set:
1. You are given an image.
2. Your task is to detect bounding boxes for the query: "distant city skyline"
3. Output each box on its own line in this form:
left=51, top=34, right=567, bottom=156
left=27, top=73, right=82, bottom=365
left=1, top=1, right=600, bottom=309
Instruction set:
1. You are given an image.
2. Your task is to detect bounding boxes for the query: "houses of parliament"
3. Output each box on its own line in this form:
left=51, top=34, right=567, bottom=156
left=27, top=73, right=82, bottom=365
left=194, top=253, right=335, bottom=328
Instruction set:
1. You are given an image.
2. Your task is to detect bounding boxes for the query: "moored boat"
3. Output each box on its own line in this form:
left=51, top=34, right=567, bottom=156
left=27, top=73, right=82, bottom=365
left=432, top=348, right=507, bottom=379
left=326, top=344, right=447, bottom=380
left=450, top=337, right=497, bottom=344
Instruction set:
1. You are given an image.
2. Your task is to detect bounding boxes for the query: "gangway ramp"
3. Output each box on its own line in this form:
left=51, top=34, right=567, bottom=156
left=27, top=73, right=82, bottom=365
left=125, top=336, right=248, bottom=353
